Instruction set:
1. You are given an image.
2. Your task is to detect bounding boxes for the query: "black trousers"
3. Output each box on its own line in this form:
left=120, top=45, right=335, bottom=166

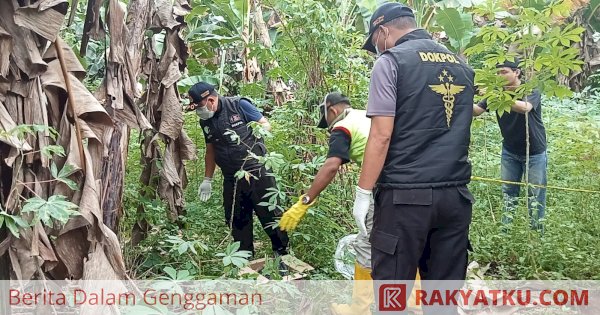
left=222, top=168, right=289, bottom=256
left=370, top=186, right=474, bottom=281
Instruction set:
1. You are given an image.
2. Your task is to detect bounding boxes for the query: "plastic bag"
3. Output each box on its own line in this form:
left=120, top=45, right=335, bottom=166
left=334, top=234, right=358, bottom=279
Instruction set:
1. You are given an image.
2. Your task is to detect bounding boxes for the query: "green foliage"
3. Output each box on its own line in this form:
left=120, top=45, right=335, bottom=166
left=159, top=266, right=195, bottom=281
left=165, top=235, right=209, bottom=256
left=40, top=145, right=66, bottom=158
left=469, top=96, right=600, bottom=279
left=117, top=0, right=600, bottom=283
left=435, top=7, right=475, bottom=53
left=216, top=242, right=252, bottom=268
left=271, top=0, right=371, bottom=98
left=0, top=210, right=30, bottom=238
left=465, top=0, right=585, bottom=112
left=60, top=0, right=105, bottom=89
left=22, top=195, right=80, bottom=228
left=471, top=0, right=511, bottom=20
left=8, top=124, right=59, bottom=142
left=584, top=0, right=600, bottom=32
left=0, top=124, right=81, bottom=238
left=50, top=162, right=79, bottom=191
left=215, top=242, right=252, bottom=278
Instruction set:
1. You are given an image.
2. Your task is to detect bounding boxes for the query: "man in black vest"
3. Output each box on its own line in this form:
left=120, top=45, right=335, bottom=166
left=353, top=3, right=476, bottom=283
left=187, top=82, right=289, bottom=257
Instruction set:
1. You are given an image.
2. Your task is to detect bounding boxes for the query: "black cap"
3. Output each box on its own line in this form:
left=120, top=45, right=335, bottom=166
left=496, top=58, right=521, bottom=70
left=363, top=2, right=415, bottom=53
left=317, top=92, right=351, bottom=128
left=187, top=82, right=215, bottom=111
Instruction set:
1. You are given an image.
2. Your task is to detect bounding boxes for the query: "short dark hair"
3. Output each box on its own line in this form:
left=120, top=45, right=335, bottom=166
left=385, top=16, right=417, bottom=30
left=332, top=101, right=351, bottom=109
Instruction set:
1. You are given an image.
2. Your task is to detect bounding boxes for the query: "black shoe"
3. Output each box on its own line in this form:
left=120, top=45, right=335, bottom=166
left=274, top=251, right=289, bottom=277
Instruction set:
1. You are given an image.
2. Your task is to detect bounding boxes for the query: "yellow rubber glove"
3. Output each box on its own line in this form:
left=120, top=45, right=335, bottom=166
left=279, top=195, right=316, bottom=231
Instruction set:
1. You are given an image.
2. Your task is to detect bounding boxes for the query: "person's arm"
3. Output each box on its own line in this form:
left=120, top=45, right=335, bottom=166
left=510, top=100, right=533, bottom=114
left=357, top=54, right=397, bottom=190
left=512, top=89, right=541, bottom=114
left=305, top=128, right=350, bottom=200
left=204, top=143, right=216, bottom=178
left=473, top=104, right=486, bottom=116
left=257, top=116, right=271, bottom=131
left=305, top=157, right=343, bottom=200
left=473, top=99, right=487, bottom=117
left=357, top=116, right=394, bottom=190
left=239, top=99, right=271, bottom=130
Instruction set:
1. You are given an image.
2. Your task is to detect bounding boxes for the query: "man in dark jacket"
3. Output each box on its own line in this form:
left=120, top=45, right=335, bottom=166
left=187, top=82, right=288, bottom=257
left=353, top=3, right=476, bottom=284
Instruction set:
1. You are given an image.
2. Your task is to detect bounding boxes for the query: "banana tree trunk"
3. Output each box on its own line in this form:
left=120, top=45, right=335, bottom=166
left=253, top=0, right=288, bottom=106
left=96, top=0, right=152, bottom=232
left=566, top=10, right=600, bottom=91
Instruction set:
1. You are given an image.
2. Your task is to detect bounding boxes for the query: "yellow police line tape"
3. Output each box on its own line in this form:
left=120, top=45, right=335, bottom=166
left=470, top=176, right=600, bottom=194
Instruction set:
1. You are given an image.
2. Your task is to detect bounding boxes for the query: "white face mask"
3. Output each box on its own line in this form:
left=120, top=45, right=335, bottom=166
left=196, top=106, right=215, bottom=120
left=374, top=28, right=388, bottom=57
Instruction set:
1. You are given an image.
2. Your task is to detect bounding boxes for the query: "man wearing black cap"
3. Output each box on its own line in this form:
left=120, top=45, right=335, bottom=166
left=474, top=59, right=547, bottom=231
left=187, top=82, right=289, bottom=257
left=278, top=92, right=375, bottom=314
left=353, top=1, right=476, bottom=284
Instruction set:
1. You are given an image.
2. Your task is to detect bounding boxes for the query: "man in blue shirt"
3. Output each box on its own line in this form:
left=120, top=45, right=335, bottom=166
left=187, top=82, right=288, bottom=257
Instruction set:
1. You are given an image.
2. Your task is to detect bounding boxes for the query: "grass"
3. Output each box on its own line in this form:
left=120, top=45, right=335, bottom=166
left=120, top=95, right=600, bottom=280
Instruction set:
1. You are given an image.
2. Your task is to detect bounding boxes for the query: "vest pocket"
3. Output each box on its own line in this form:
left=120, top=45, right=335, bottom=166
left=392, top=188, right=433, bottom=205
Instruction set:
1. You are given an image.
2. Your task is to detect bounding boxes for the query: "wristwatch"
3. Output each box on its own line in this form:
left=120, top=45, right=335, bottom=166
left=301, top=195, right=311, bottom=205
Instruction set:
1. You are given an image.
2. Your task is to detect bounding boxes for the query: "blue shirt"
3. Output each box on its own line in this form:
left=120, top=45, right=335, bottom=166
left=238, top=99, right=263, bottom=122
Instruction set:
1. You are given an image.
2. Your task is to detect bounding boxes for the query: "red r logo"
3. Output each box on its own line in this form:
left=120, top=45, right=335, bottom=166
left=379, top=284, right=407, bottom=311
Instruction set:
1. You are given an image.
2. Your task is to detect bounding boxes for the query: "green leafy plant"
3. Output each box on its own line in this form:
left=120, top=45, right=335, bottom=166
left=118, top=0, right=600, bottom=283
left=216, top=242, right=252, bottom=268
left=0, top=209, right=30, bottom=238
left=22, top=195, right=80, bottom=228
left=165, top=235, right=209, bottom=256
left=435, top=7, right=476, bottom=53
left=465, top=0, right=585, bottom=112
left=158, top=266, right=195, bottom=281
left=50, top=162, right=80, bottom=191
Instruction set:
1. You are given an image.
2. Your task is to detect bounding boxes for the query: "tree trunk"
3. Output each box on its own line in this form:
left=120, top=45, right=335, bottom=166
left=253, top=0, right=288, bottom=106
left=567, top=11, right=600, bottom=91
left=98, top=0, right=152, bottom=233
left=243, top=0, right=261, bottom=83
left=133, top=0, right=196, bottom=244
left=0, top=0, right=127, bottom=281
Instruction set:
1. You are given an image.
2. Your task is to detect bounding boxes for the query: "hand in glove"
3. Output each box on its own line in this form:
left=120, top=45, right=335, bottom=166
left=198, top=177, right=213, bottom=202
left=352, top=186, right=372, bottom=236
left=280, top=195, right=316, bottom=231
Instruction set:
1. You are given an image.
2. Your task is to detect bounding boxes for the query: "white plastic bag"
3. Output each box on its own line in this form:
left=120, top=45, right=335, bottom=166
left=334, top=234, right=358, bottom=280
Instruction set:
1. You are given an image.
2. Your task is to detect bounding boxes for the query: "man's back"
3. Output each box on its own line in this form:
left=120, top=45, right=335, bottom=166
left=369, top=29, right=475, bottom=188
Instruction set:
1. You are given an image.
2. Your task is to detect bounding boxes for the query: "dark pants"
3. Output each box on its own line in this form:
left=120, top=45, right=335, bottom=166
left=370, top=186, right=474, bottom=281
left=223, top=168, right=288, bottom=256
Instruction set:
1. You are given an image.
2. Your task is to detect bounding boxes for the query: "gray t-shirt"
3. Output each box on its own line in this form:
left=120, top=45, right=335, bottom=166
left=366, top=54, right=397, bottom=117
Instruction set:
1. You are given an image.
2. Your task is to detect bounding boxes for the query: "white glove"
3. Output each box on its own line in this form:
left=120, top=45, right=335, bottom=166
left=198, top=177, right=212, bottom=202
left=353, top=186, right=372, bottom=237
